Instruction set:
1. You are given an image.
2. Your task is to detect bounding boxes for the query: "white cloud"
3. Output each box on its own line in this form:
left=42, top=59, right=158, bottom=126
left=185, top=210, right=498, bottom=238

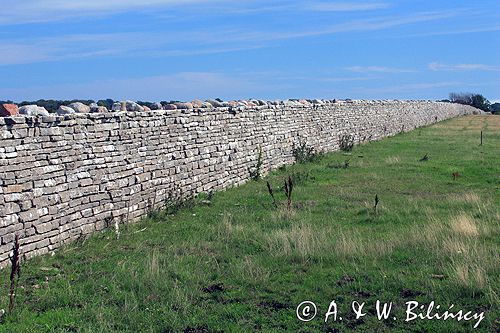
left=0, top=32, right=264, bottom=66
left=0, top=1, right=453, bottom=27
left=33, top=0, right=204, bottom=11
left=200, top=10, right=461, bottom=43
left=403, top=25, right=500, bottom=38
left=307, top=2, right=389, bottom=12
left=0, top=33, right=149, bottom=65
left=0, top=0, right=381, bottom=25
left=346, top=66, right=415, bottom=73
left=0, top=72, right=266, bottom=101
left=213, top=2, right=390, bottom=15
left=428, top=62, right=500, bottom=72
left=0, top=0, right=219, bottom=25
left=0, top=9, right=461, bottom=66
left=355, top=81, right=464, bottom=94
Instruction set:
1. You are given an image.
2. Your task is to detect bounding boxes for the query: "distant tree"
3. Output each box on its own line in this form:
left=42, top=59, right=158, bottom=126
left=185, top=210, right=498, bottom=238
left=97, top=99, right=114, bottom=109
left=17, top=100, right=62, bottom=111
left=449, top=92, right=491, bottom=112
left=491, top=103, right=500, bottom=115
left=137, top=101, right=156, bottom=109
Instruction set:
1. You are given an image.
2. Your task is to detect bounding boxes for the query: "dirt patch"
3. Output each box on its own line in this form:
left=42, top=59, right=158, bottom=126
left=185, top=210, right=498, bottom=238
left=202, top=283, right=224, bottom=294
left=400, top=289, right=424, bottom=298
left=257, top=300, right=289, bottom=311
left=336, top=275, right=355, bottom=286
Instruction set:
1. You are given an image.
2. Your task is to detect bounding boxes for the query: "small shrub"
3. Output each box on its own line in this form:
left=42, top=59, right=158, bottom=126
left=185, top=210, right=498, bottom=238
left=292, top=140, right=317, bottom=163
left=147, top=190, right=159, bottom=218
left=163, top=186, right=194, bottom=215
left=339, top=134, right=355, bottom=152
left=249, top=147, right=263, bottom=181
left=287, top=170, right=314, bottom=186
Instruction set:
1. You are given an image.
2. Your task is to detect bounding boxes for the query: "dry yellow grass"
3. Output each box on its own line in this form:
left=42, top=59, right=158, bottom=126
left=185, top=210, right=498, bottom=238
left=336, top=231, right=397, bottom=258
left=385, top=155, right=401, bottom=165
left=452, top=263, right=487, bottom=289
left=451, top=213, right=480, bottom=237
left=266, top=224, right=399, bottom=260
left=435, top=115, right=498, bottom=132
left=449, top=192, right=481, bottom=204
left=239, top=256, right=270, bottom=283
left=217, top=212, right=244, bottom=239
left=266, top=222, right=320, bottom=258
left=148, top=247, right=160, bottom=277
left=270, top=205, right=297, bottom=221
left=394, top=210, right=496, bottom=292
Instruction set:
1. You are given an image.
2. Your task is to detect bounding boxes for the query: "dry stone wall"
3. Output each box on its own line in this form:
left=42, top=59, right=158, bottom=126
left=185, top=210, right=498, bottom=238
left=0, top=101, right=479, bottom=266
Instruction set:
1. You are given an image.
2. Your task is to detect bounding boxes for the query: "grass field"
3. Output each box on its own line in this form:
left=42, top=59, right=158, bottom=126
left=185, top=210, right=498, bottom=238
left=0, top=115, right=498, bottom=332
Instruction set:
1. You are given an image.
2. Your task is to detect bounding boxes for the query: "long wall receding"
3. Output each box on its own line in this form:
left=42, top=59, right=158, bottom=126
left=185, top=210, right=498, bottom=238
left=0, top=101, right=480, bottom=266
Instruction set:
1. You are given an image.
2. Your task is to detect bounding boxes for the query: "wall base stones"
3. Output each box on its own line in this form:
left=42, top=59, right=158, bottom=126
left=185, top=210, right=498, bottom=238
left=0, top=100, right=480, bottom=266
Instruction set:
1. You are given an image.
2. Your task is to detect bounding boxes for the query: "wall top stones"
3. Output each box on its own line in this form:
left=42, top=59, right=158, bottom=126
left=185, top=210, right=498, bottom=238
left=0, top=100, right=465, bottom=126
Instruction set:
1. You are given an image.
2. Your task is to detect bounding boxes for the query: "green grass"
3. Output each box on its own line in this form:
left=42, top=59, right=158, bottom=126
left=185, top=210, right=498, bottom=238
left=1, top=116, right=499, bottom=333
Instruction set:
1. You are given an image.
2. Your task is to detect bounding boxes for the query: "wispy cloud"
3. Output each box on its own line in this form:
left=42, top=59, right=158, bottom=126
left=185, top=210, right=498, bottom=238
left=354, top=81, right=464, bottom=94
left=306, top=2, right=389, bottom=12
left=0, top=9, right=462, bottom=66
left=0, top=32, right=264, bottom=66
left=0, top=0, right=220, bottom=25
left=346, top=66, right=416, bottom=73
left=30, top=0, right=207, bottom=11
left=0, top=1, right=454, bottom=28
left=403, top=25, right=500, bottom=38
left=0, top=33, right=150, bottom=65
left=317, top=76, right=380, bottom=82
left=201, top=2, right=390, bottom=15
left=0, top=72, right=266, bottom=101
left=0, top=0, right=390, bottom=25
left=428, top=62, right=500, bottom=72
left=204, top=10, right=461, bottom=43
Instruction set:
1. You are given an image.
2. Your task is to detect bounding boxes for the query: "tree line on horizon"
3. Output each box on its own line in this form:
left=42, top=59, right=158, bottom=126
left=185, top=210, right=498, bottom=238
left=443, top=92, right=498, bottom=114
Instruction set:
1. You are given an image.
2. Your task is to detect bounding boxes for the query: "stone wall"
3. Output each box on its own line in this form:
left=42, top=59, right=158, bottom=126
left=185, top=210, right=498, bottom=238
left=0, top=101, right=479, bottom=266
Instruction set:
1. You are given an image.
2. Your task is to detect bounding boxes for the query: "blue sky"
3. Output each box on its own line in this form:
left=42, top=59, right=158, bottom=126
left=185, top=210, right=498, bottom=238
left=0, top=0, right=499, bottom=102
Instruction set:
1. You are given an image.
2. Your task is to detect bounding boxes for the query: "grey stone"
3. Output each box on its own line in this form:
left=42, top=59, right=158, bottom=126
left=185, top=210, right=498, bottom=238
left=126, top=100, right=144, bottom=112
left=151, top=102, right=163, bottom=110
left=19, top=105, right=50, bottom=116
left=91, top=106, right=108, bottom=113
left=56, top=105, right=76, bottom=115
left=174, top=102, right=193, bottom=110
left=206, top=99, right=223, bottom=107
left=68, top=102, right=91, bottom=113
left=164, top=104, right=177, bottom=110
left=112, top=102, right=122, bottom=111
